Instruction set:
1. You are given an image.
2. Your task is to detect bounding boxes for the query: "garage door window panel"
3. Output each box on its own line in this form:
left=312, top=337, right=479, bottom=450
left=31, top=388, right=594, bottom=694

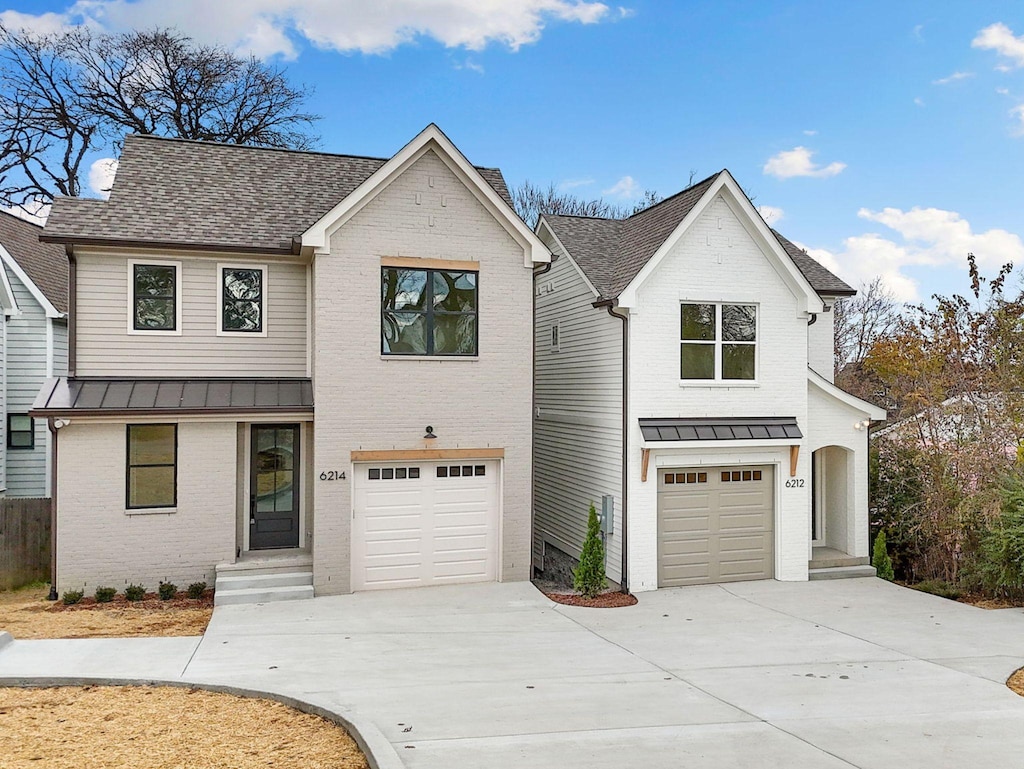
left=681, top=303, right=757, bottom=381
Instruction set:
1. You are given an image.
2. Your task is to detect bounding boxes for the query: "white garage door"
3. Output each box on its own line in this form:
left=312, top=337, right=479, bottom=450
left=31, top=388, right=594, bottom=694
left=657, top=465, right=774, bottom=587
left=352, top=460, right=500, bottom=591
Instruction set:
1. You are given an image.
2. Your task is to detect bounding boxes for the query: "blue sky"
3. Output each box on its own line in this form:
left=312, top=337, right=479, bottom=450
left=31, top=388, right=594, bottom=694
left=4, top=0, right=1024, bottom=302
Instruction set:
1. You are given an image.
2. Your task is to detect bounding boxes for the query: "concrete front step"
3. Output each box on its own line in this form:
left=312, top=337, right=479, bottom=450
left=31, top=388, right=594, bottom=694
left=216, top=571, right=313, bottom=592
left=214, top=584, right=315, bottom=606
left=809, top=564, right=878, bottom=581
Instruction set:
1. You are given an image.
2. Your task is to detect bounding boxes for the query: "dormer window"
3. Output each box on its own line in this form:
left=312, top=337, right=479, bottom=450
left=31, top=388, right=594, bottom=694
left=680, top=303, right=757, bottom=381
left=130, top=260, right=181, bottom=334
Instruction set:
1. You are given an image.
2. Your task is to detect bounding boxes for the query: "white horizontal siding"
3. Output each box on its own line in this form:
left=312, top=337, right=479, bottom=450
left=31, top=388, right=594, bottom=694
left=75, top=251, right=308, bottom=377
left=534, top=241, right=624, bottom=581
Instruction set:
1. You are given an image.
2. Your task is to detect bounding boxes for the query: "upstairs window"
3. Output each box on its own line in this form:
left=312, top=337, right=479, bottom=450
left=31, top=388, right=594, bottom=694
left=131, top=261, right=180, bottom=333
left=382, top=267, right=478, bottom=356
left=680, top=303, right=757, bottom=381
left=220, top=265, right=266, bottom=334
left=7, top=414, right=33, bottom=450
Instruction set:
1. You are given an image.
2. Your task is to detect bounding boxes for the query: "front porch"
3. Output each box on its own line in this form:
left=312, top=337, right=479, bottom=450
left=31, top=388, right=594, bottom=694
left=214, top=549, right=314, bottom=605
left=809, top=545, right=875, bottom=580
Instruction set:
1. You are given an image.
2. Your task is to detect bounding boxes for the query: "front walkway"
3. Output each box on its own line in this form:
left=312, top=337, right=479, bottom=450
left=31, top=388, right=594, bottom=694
left=2, top=578, right=1024, bottom=768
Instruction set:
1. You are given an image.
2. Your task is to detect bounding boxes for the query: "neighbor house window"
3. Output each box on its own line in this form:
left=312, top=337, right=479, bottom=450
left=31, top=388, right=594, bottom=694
left=6, top=414, right=33, bottom=449
left=219, top=265, right=266, bottom=334
left=381, top=267, right=478, bottom=355
left=550, top=323, right=560, bottom=352
left=126, top=424, right=177, bottom=509
left=680, top=303, right=757, bottom=381
left=131, top=262, right=180, bottom=332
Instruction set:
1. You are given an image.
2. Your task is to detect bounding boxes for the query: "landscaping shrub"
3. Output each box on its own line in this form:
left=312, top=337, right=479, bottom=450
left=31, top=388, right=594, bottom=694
left=158, top=582, right=178, bottom=601
left=187, top=581, right=207, bottom=599
left=969, top=475, right=1024, bottom=601
left=62, top=589, right=84, bottom=605
left=872, top=530, right=895, bottom=582
left=94, top=586, right=116, bottom=603
left=573, top=501, right=606, bottom=598
left=124, top=584, right=146, bottom=601
left=911, top=579, right=963, bottom=600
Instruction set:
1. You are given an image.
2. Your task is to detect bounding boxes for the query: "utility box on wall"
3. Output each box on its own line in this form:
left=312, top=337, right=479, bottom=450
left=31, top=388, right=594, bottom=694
left=600, top=495, right=615, bottom=535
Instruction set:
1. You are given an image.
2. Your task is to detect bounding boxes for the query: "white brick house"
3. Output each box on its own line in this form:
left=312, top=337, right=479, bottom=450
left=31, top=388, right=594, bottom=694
left=534, top=170, right=885, bottom=592
left=34, top=125, right=549, bottom=601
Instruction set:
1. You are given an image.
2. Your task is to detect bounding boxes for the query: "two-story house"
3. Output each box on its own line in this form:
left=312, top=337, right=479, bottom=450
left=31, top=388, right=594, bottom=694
left=34, top=125, right=549, bottom=602
left=534, top=170, right=885, bottom=592
left=0, top=211, right=69, bottom=498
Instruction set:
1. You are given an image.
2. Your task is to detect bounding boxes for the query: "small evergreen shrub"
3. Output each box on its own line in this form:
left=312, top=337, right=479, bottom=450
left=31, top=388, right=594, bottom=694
left=124, top=584, right=146, bottom=601
left=62, top=589, right=84, bottom=605
left=573, top=501, right=607, bottom=598
left=872, top=530, right=895, bottom=582
left=912, top=579, right=963, bottom=600
left=94, top=586, right=116, bottom=603
left=973, top=480, right=1024, bottom=600
left=158, top=582, right=178, bottom=601
left=187, top=581, right=207, bottom=599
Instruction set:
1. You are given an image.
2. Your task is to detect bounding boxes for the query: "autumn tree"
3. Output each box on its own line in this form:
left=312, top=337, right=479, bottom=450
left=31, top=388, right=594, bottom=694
left=0, top=24, right=319, bottom=213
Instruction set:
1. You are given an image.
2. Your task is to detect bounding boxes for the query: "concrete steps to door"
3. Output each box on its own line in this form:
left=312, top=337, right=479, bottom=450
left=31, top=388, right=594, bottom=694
left=809, top=564, right=878, bottom=580
left=214, top=552, right=314, bottom=605
left=808, top=546, right=875, bottom=580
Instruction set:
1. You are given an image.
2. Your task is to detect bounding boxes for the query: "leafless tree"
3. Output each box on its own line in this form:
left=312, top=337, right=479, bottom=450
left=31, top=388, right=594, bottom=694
left=511, top=180, right=662, bottom=229
left=0, top=24, right=319, bottom=213
left=834, top=277, right=903, bottom=373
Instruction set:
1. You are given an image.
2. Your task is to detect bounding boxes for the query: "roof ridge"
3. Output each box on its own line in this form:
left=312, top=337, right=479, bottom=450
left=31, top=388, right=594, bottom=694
left=624, top=170, right=722, bottom=221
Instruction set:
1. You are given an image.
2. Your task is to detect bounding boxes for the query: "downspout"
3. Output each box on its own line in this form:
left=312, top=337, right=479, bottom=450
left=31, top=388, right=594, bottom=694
left=46, top=418, right=58, bottom=601
left=531, top=259, right=554, bottom=576
left=807, top=313, right=817, bottom=327
left=65, top=246, right=76, bottom=377
left=597, top=299, right=629, bottom=594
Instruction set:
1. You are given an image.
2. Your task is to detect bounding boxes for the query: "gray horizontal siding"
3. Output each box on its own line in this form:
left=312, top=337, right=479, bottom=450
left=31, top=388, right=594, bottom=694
left=534, top=243, right=624, bottom=581
left=75, top=251, right=308, bottom=377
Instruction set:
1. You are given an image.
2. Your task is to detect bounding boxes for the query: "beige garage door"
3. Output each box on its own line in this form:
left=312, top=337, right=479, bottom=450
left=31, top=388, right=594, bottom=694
left=657, top=466, right=774, bottom=587
left=352, top=460, right=500, bottom=591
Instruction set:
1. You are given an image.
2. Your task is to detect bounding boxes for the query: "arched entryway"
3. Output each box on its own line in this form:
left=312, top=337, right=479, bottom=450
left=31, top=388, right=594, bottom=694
left=810, top=445, right=865, bottom=567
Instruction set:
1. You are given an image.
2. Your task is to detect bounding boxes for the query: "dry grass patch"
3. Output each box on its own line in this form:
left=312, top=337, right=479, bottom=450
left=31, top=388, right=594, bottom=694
left=0, top=585, right=212, bottom=639
left=1008, top=668, right=1024, bottom=697
left=0, top=686, right=368, bottom=769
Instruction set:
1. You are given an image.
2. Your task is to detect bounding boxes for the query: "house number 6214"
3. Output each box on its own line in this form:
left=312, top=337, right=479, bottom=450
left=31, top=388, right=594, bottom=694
left=319, top=470, right=346, bottom=481
left=785, top=478, right=805, bottom=488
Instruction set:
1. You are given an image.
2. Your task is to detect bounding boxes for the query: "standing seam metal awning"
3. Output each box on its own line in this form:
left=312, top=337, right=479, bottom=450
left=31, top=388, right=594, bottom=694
left=639, top=417, right=802, bottom=442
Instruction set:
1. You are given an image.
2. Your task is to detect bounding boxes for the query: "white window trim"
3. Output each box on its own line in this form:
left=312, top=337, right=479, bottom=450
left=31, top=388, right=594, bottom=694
left=217, top=263, right=269, bottom=338
left=127, top=259, right=183, bottom=336
left=550, top=322, right=561, bottom=353
left=679, top=301, right=759, bottom=385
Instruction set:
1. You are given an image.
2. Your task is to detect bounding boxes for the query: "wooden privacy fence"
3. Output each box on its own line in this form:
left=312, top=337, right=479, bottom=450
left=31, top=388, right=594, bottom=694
left=0, top=498, right=50, bottom=590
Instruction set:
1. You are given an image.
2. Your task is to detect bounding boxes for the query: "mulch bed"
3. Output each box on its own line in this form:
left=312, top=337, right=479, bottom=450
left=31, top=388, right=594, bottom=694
left=543, top=590, right=638, bottom=608
left=52, top=591, right=214, bottom=612
left=1008, top=669, right=1024, bottom=697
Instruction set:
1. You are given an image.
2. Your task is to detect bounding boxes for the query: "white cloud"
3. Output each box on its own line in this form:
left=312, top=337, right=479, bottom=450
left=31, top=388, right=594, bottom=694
left=1012, top=104, right=1024, bottom=134
left=617, top=7, right=636, bottom=19
left=932, top=71, right=973, bottom=85
left=912, top=23, right=924, bottom=42
left=914, top=97, right=926, bottom=107
left=802, top=129, right=817, bottom=136
left=0, top=10, right=77, bottom=35
left=558, top=178, right=595, bottom=190
left=972, top=22, right=1024, bottom=68
left=454, top=58, right=485, bottom=74
left=603, top=175, right=638, bottom=198
left=88, top=157, right=119, bottom=199
left=997, top=87, right=1010, bottom=95
left=5, top=0, right=615, bottom=58
left=763, top=147, right=846, bottom=179
left=802, top=207, right=1024, bottom=302
left=756, top=205, right=784, bottom=225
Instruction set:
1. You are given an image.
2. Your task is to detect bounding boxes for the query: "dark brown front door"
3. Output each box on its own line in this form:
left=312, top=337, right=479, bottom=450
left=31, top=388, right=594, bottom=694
left=250, top=424, right=300, bottom=550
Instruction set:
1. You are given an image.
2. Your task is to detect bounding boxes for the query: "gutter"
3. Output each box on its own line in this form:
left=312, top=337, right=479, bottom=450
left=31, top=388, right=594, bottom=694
left=594, top=298, right=629, bottom=594
left=531, top=259, right=554, bottom=577
left=66, top=246, right=76, bottom=377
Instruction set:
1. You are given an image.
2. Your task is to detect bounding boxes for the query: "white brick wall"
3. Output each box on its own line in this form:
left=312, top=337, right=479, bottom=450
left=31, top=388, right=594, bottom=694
left=312, top=149, right=534, bottom=594
left=625, top=194, right=812, bottom=590
left=807, top=301, right=836, bottom=382
left=56, top=421, right=237, bottom=592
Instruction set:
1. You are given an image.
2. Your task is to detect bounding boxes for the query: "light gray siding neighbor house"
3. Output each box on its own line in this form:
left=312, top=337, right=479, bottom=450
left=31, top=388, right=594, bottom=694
left=34, top=125, right=549, bottom=602
left=534, top=171, right=885, bottom=592
left=0, top=211, right=69, bottom=498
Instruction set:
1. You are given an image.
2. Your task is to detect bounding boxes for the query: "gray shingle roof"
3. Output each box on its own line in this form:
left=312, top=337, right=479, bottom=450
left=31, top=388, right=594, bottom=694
left=42, top=134, right=513, bottom=254
left=0, top=210, right=69, bottom=313
left=543, top=171, right=854, bottom=300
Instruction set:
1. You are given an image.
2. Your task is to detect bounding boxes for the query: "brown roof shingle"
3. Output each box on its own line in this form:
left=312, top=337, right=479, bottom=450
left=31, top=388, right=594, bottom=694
left=0, top=210, right=69, bottom=312
left=543, top=171, right=854, bottom=300
left=42, top=134, right=513, bottom=254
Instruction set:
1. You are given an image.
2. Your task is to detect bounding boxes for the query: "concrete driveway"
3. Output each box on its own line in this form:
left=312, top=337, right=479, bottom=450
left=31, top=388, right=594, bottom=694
left=3, top=578, right=1024, bottom=768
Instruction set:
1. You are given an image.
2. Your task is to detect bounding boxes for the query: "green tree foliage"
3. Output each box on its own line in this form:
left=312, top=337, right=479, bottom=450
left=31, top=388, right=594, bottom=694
left=969, top=473, right=1024, bottom=600
left=573, top=502, right=606, bottom=598
left=872, top=530, right=895, bottom=582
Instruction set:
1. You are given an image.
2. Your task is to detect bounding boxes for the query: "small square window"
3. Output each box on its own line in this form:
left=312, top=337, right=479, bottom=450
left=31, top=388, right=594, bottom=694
left=381, top=468, right=394, bottom=480
left=721, top=472, right=731, bottom=482
left=698, top=472, right=707, bottom=483
left=436, top=466, right=448, bottom=478
left=409, top=467, right=421, bottom=479
left=7, top=414, right=34, bottom=450
left=474, top=465, right=485, bottom=476
left=461, top=465, right=473, bottom=476
left=686, top=472, right=697, bottom=484
left=450, top=466, right=461, bottom=477
left=369, top=468, right=381, bottom=480
left=665, top=474, right=675, bottom=484
left=753, top=470, right=762, bottom=481
left=732, top=471, right=741, bottom=481
left=396, top=467, right=407, bottom=479
left=742, top=470, right=752, bottom=481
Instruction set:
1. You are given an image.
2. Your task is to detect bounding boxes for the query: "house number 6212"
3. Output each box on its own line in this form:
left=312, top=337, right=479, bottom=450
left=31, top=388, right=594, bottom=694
left=319, top=470, right=346, bottom=481
left=785, top=478, right=805, bottom=488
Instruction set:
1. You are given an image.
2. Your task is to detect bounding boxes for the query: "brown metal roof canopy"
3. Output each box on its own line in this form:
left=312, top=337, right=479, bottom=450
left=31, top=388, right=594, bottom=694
left=639, top=417, right=802, bottom=442
left=32, top=377, right=313, bottom=417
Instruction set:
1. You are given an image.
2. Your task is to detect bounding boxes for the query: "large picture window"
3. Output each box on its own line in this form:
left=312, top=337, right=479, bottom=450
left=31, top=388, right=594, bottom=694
left=132, top=263, right=178, bottom=331
left=220, top=265, right=266, bottom=334
left=127, top=424, right=177, bottom=509
left=680, top=303, right=757, bottom=381
left=381, top=267, right=478, bottom=356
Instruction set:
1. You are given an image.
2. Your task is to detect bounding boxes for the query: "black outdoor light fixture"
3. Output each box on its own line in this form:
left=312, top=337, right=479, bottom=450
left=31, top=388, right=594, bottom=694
left=424, top=425, right=437, bottom=439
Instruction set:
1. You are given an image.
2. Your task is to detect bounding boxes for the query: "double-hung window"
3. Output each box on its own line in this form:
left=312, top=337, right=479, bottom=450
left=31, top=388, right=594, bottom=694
left=126, top=424, right=177, bottom=509
left=130, top=261, right=181, bottom=333
left=7, top=414, right=33, bottom=449
left=219, top=265, right=267, bottom=335
left=680, top=303, right=757, bottom=381
left=381, top=267, right=478, bottom=356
